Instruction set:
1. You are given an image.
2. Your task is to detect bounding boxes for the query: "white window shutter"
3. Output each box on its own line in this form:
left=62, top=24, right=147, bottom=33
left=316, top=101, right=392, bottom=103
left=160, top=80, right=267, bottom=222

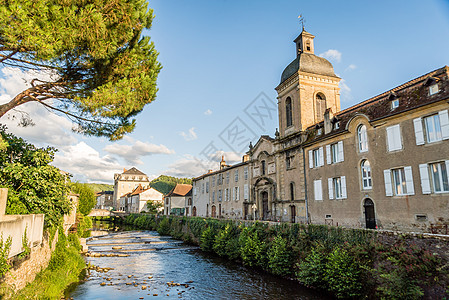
left=395, top=125, right=403, bottom=150
left=413, top=118, right=425, bottom=145
left=341, top=176, right=347, bottom=198
left=309, top=150, right=313, bottom=168
left=314, top=180, right=322, bottom=201
left=244, top=184, right=248, bottom=200
left=236, top=187, right=240, bottom=201
left=404, top=166, right=415, bottom=195
left=328, top=178, right=334, bottom=200
left=439, top=110, right=449, bottom=140
left=387, top=125, right=402, bottom=151
left=326, top=145, right=331, bottom=164
left=338, top=141, right=344, bottom=162
left=446, top=160, right=449, bottom=184
left=383, top=169, right=393, bottom=196
left=319, top=147, right=324, bottom=166
left=419, top=164, right=431, bottom=194
left=386, top=127, right=394, bottom=152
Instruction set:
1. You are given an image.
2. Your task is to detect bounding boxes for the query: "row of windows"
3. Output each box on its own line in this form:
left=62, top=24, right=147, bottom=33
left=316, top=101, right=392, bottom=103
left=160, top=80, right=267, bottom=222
left=313, top=176, right=347, bottom=201
left=309, top=141, right=345, bottom=168
left=210, top=185, right=249, bottom=202
left=313, top=160, right=449, bottom=200
left=210, top=167, right=249, bottom=187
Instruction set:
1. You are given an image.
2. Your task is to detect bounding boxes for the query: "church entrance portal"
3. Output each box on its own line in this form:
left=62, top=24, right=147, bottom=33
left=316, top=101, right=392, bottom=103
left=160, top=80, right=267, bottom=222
left=262, top=192, right=269, bottom=220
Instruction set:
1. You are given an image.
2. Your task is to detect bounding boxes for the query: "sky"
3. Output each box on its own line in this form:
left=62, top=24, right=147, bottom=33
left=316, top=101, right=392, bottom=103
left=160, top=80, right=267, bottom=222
left=1, top=0, right=449, bottom=184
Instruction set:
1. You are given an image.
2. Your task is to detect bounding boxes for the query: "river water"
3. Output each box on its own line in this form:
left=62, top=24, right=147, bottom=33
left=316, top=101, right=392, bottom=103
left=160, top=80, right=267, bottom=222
left=68, top=226, right=329, bottom=300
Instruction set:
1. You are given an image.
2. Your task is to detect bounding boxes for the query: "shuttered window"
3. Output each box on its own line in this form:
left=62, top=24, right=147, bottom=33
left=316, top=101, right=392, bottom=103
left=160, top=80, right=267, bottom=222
left=314, top=180, right=322, bottom=201
left=386, top=124, right=402, bottom=152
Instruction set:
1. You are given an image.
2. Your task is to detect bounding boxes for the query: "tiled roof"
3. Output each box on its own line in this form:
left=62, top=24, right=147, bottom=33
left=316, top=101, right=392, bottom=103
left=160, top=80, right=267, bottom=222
left=304, top=66, right=449, bottom=144
left=122, top=167, right=147, bottom=176
left=166, top=184, right=192, bottom=197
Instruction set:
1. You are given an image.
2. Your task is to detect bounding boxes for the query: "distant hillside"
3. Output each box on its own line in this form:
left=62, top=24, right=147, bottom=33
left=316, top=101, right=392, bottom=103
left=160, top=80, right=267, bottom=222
left=84, top=183, right=114, bottom=193
left=150, top=175, right=192, bottom=195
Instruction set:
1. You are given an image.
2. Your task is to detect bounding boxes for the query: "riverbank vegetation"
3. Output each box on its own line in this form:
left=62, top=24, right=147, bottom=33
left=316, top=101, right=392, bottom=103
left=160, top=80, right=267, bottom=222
left=0, top=229, right=86, bottom=299
left=121, top=214, right=449, bottom=299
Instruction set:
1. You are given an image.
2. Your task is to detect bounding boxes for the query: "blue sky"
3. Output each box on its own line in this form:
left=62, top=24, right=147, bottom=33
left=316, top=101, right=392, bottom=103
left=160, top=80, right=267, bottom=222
left=1, top=0, right=449, bottom=183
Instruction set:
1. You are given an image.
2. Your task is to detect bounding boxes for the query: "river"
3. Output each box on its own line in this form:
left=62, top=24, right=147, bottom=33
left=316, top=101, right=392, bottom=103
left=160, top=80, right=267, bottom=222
left=68, top=224, right=329, bottom=300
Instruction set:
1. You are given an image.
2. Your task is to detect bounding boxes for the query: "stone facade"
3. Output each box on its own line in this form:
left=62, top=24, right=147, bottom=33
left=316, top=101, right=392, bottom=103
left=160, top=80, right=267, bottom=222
left=189, top=26, right=449, bottom=234
left=192, top=157, right=250, bottom=219
left=113, top=167, right=150, bottom=210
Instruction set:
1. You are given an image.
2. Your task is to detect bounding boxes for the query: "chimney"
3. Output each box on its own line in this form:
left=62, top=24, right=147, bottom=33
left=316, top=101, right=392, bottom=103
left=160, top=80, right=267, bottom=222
left=324, top=108, right=334, bottom=135
left=220, top=156, right=226, bottom=170
left=123, top=168, right=127, bottom=172
left=242, top=154, right=249, bottom=162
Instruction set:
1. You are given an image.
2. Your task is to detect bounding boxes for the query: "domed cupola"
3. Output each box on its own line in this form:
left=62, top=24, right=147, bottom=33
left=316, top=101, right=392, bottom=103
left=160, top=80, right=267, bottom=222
left=280, top=29, right=338, bottom=84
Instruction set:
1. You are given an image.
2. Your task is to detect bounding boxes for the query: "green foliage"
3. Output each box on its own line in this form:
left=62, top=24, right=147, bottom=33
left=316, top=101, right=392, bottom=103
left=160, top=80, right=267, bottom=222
left=0, top=234, right=12, bottom=278
left=77, top=214, right=92, bottom=238
left=296, top=246, right=328, bottom=289
left=239, top=226, right=267, bottom=268
left=157, top=217, right=171, bottom=235
left=0, top=126, right=71, bottom=228
left=150, top=175, right=192, bottom=195
left=213, top=224, right=240, bottom=259
left=200, top=227, right=216, bottom=252
left=18, top=227, right=31, bottom=259
left=14, top=230, right=85, bottom=299
left=0, top=136, right=7, bottom=151
left=0, top=0, right=162, bottom=140
left=267, top=235, right=292, bottom=276
left=71, top=182, right=96, bottom=215
left=325, top=247, right=363, bottom=299
left=83, top=183, right=113, bottom=193
left=146, top=200, right=163, bottom=214
left=375, top=242, right=438, bottom=299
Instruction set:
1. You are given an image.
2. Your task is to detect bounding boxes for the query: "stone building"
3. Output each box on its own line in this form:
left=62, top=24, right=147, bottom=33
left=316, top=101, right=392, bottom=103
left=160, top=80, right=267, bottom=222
left=164, top=184, right=192, bottom=216
left=192, top=156, right=251, bottom=219
left=304, top=66, right=449, bottom=232
left=121, top=185, right=164, bottom=213
left=95, top=191, right=113, bottom=210
left=113, top=167, right=150, bottom=210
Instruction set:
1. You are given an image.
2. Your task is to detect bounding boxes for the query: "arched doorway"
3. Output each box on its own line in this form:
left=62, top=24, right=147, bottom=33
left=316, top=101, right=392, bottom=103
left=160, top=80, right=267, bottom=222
left=211, top=205, right=216, bottom=218
left=261, top=191, right=269, bottom=220
left=290, top=205, right=296, bottom=223
left=364, top=199, right=376, bottom=229
left=192, top=206, right=197, bottom=217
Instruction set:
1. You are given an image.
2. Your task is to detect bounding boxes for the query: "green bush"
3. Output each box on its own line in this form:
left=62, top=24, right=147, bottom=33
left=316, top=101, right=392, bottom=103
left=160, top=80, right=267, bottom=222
left=239, top=226, right=266, bottom=268
left=0, top=234, right=12, bottom=278
left=200, top=227, right=215, bottom=252
left=267, top=234, right=292, bottom=276
left=157, top=217, right=171, bottom=235
left=77, top=214, right=92, bottom=238
left=325, top=247, right=363, bottom=299
left=296, top=246, right=327, bottom=289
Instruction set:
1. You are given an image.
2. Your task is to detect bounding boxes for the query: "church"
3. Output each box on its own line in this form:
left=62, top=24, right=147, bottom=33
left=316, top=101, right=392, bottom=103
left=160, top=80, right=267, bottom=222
left=192, top=26, right=449, bottom=234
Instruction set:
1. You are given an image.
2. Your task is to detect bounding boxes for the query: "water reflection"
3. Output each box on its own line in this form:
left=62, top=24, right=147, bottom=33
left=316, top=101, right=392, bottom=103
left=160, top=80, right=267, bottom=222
left=69, top=224, right=329, bottom=300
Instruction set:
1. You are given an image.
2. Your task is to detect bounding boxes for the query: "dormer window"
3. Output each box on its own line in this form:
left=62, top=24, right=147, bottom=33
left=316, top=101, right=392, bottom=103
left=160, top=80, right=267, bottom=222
left=317, top=128, right=322, bottom=136
left=334, top=122, right=340, bottom=130
left=429, top=84, right=439, bottom=95
left=391, top=99, right=399, bottom=110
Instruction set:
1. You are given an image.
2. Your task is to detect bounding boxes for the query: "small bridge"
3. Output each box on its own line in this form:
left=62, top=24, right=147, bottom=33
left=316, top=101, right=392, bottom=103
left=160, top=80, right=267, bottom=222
left=88, top=209, right=129, bottom=217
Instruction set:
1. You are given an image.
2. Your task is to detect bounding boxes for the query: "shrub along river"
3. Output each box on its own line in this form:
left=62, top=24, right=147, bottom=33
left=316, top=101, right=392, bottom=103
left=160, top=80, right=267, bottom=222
left=67, top=222, right=329, bottom=300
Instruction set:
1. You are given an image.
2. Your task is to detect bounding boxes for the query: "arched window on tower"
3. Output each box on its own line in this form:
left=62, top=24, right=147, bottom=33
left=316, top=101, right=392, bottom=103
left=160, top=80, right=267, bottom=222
left=315, top=93, right=326, bottom=122
left=286, top=97, right=292, bottom=127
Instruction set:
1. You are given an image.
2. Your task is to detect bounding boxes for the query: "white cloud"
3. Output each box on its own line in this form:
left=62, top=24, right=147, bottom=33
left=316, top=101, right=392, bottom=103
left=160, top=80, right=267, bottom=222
left=339, top=78, right=352, bottom=102
left=179, top=127, right=198, bottom=141
left=103, top=140, right=175, bottom=165
left=345, top=64, right=357, bottom=71
left=164, top=155, right=214, bottom=178
left=208, top=150, right=242, bottom=164
left=53, top=142, right=122, bottom=183
left=164, top=150, right=243, bottom=178
left=319, top=49, right=342, bottom=63
left=204, top=109, right=213, bottom=116
left=0, top=67, right=77, bottom=146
